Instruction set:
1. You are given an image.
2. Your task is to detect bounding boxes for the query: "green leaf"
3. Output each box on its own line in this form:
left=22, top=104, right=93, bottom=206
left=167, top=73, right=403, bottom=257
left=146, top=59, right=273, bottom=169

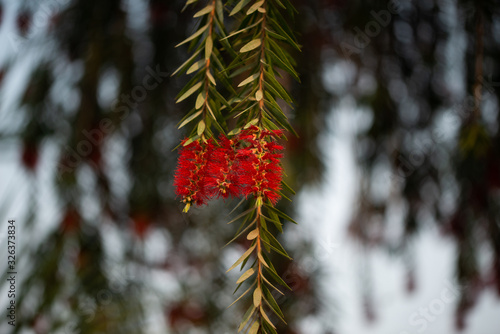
left=238, top=73, right=259, bottom=87
left=186, top=59, right=205, bottom=75
left=255, top=90, right=263, bottom=101
left=264, top=204, right=298, bottom=224
left=175, top=23, right=209, bottom=47
left=215, top=0, right=224, bottom=23
left=268, top=49, right=299, bottom=81
left=222, top=18, right=263, bottom=40
left=260, top=305, right=276, bottom=329
left=195, top=93, right=205, bottom=109
left=182, top=0, right=199, bottom=12
left=248, top=321, right=259, bottom=334
left=229, top=62, right=256, bottom=78
left=193, top=4, right=214, bottom=17
left=178, top=110, right=202, bottom=129
left=236, top=268, right=255, bottom=284
left=228, top=198, right=246, bottom=216
left=224, top=219, right=256, bottom=248
left=265, top=71, right=293, bottom=103
left=258, top=251, right=269, bottom=268
left=265, top=27, right=287, bottom=41
left=183, top=135, right=200, bottom=146
left=261, top=273, right=284, bottom=296
left=261, top=319, right=278, bottom=334
left=209, top=86, right=231, bottom=109
left=171, top=48, right=202, bottom=76
left=238, top=305, right=257, bottom=332
left=197, top=120, right=206, bottom=136
left=227, top=207, right=255, bottom=225
left=271, top=0, right=286, bottom=10
left=244, top=118, right=259, bottom=128
left=269, top=17, right=300, bottom=50
left=265, top=211, right=283, bottom=233
left=253, top=286, right=262, bottom=307
left=281, top=180, right=295, bottom=195
left=230, top=0, right=251, bottom=16
left=261, top=228, right=291, bottom=259
left=227, top=281, right=256, bottom=309
left=226, top=244, right=256, bottom=272
left=247, top=229, right=259, bottom=240
left=176, top=81, right=202, bottom=103
left=265, top=267, right=291, bottom=291
left=228, top=127, right=242, bottom=136
left=207, top=70, right=216, bottom=85
left=262, top=285, right=285, bottom=320
left=205, top=35, right=213, bottom=59
left=240, top=39, right=262, bottom=53
left=247, top=0, right=264, bottom=15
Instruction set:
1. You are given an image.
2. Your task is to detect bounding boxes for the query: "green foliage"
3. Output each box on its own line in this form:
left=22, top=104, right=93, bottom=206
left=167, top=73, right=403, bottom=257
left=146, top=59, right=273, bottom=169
left=174, top=0, right=300, bottom=331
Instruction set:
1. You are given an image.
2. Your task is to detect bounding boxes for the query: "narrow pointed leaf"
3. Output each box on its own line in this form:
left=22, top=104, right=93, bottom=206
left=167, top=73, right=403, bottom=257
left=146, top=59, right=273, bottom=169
left=205, top=35, right=213, bottom=59
left=193, top=4, right=214, bottom=18
left=240, top=39, right=261, bottom=53
left=236, top=268, right=255, bottom=284
left=222, top=19, right=263, bottom=40
left=265, top=204, right=298, bottom=224
left=197, top=120, right=206, bottom=136
left=227, top=244, right=256, bottom=272
left=187, top=59, right=205, bottom=75
left=176, top=82, right=202, bottom=103
left=195, top=93, right=205, bottom=109
left=238, top=73, right=260, bottom=87
left=175, top=23, right=209, bottom=47
left=224, top=220, right=256, bottom=248
left=248, top=321, right=259, bottom=334
left=178, top=110, right=202, bottom=129
left=207, top=71, right=216, bottom=85
left=262, top=285, right=285, bottom=319
left=253, top=286, right=262, bottom=307
left=247, top=0, right=264, bottom=15
left=262, top=274, right=284, bottom=295
left=230, top=0, right=251, bottom=16
left=260, top=305, right=276, bottom=329
left=227, top=281, right=256, bottom=309
left=172, top=48, right=202, bottom=76
left=239, top=305, right=257, bottom=332
left=258, top=251, right=269, bottom=267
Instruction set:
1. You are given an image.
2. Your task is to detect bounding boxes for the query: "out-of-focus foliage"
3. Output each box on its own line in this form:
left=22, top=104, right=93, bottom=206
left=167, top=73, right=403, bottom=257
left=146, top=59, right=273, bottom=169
left=324, top=0, right=500, bottom=329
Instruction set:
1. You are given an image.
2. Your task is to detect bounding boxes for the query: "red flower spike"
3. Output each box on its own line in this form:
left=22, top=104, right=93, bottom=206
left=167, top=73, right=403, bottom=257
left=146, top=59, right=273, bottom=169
left=173, top=138, right=213, bottom=211
left=236, top=127, right=284, bottom=205
left=173, top=128, right=285, bottom=208
left=205, top=135, right=242, bottom=199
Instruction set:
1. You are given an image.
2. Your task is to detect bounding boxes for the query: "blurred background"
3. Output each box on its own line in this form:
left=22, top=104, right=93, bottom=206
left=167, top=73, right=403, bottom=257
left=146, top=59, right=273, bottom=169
left=0, top=0, right=499, bottom=333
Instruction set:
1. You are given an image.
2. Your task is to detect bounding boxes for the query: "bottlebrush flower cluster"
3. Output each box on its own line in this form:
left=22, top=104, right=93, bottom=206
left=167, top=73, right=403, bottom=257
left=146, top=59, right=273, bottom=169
left=174, top=126, right=284, bottom=211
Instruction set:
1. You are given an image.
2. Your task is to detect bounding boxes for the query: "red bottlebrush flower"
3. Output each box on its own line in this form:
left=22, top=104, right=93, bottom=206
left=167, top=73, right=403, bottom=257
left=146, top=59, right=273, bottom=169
left=236, top=127, right=284, bottom=205
left=205, top=135, right=242, bottom=199
left=173, top=138, right=213, bottom=211
left=173, top=129, right=285, bottom=208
